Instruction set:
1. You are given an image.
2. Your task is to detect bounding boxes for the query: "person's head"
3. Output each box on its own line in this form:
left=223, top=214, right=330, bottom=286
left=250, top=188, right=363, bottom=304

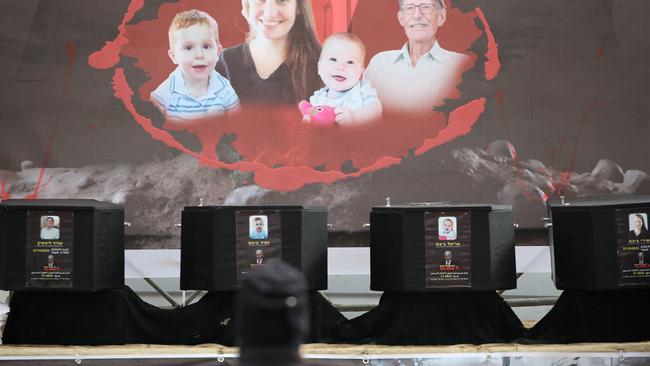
left=639, top=252, right=645, bottom=261
left=46, top=217, right=54, bottom=228
left=256, top=249, right=264, bottom=260
left=241, top=0, right=322, bottom=101
left=48, top=254, right=54, bottom=263
left=167, top=9, right=222, bottom=84
left=444, top=250, right=452, bottom=261
left=443, top=218, right=453, bottom=231
left=254, top=217, right=264, bottom=232
left=317, top=33, right=366, bottom=92
left=397, top=0, right=446, bottom=45
left=634, top=214, right=646, bottom=231
left=237, top=261, right=309, bottom=366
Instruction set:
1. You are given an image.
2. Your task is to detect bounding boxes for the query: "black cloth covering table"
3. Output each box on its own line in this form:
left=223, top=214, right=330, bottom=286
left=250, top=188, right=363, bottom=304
left=525, top=289, right=650, bottom=343
left=336, top=291, right=525, bottom=345
left=2, top=286, right=346, bottom=345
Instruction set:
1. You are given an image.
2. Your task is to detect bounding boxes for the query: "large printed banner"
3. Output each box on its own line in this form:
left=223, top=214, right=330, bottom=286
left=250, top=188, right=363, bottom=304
left=1, top=0, right=649, bottom=248
left=87, top=0, right=491, bottom=190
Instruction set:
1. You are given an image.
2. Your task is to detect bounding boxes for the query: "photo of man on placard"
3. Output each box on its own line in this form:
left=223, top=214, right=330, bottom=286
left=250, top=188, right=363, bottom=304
left=44, top=254, right=56, bottom=270
left=40, top=216, right=60, bottom=240
left=249, top=216, right=268, bottom=240
left=252, top=249, right=265, bottom=266
left=443, top=250, right=453, bottom=266
left=634, top=251, right=650, bottom=269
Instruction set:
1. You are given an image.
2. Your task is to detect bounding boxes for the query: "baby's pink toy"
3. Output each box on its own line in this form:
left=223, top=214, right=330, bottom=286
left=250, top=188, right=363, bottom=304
left=298, top=100, right=336, bottom=127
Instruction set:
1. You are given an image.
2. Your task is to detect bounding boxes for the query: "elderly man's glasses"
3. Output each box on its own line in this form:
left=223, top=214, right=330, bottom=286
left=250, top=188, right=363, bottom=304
left=400, top=3, right=441, bottom=15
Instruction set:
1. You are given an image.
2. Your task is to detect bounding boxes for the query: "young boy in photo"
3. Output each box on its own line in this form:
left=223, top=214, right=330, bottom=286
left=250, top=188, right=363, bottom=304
left=151, top=9, right=239, bottom=120
left=305, top=33, right=382, bottom=126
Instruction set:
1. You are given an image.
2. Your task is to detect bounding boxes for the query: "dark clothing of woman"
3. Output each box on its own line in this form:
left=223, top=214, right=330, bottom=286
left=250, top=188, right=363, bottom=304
left=630, top=228, right=649, bottom=239
left=218, top=43, right=296, bottom=106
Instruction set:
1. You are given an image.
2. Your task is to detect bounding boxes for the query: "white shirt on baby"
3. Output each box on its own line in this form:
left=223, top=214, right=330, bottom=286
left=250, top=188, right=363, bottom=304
left=309, top=79, right=379, bottom=110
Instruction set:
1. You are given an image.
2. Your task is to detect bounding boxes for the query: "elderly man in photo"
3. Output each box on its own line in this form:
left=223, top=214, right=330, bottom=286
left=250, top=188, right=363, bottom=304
left=364, top=0, right=471, bottom=116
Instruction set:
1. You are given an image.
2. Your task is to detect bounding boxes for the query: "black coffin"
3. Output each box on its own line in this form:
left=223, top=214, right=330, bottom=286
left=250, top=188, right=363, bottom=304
left=548, top=195, right=650, bottom=290
left=370, top=202, right=516, bottom=291
left=181, top=205, right=327, bottom=291
left=0, top=199, right=124, bottom=291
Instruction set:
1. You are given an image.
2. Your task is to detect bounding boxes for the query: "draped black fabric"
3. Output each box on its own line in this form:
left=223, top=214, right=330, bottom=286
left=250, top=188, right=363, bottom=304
left=2, top=287, right=346, bottom=345
left=525, top=289, right=650, bottom=343
left=7, top=287, right=650, bottom=346
left=337, top=291, right=525, bottom=345
left=2, top=287, right=236, bottom=345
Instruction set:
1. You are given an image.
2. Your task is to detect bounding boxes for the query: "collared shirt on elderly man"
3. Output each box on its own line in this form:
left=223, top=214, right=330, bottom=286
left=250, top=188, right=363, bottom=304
left=364, top=41, right=471, bottom=116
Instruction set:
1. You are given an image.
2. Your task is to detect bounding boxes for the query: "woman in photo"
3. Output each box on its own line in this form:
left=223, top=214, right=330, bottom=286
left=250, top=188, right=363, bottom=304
left=220, top=0, right=322, bottom=106
left=630, top=213, right=649, bottom=239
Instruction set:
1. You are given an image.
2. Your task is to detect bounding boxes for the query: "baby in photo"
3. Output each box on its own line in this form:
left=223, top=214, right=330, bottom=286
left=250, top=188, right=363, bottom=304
left=439, top=217, right=457, bottom=241
left=301, top=33, right=382, bottom=126
left=151, top=9, right=239, bottom=120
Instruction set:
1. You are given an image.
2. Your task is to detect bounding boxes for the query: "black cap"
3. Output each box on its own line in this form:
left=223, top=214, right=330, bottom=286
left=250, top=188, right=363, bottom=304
left=237, top=260, right=310, bottom=366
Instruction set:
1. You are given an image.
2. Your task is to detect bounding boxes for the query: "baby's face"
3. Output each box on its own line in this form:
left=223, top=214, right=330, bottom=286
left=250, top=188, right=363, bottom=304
left=255, top=220, right=264, bottom=232
left=169, top=23, right=221, bottom=83
left=318, top=38, right=365, bottom=92
left=443, top=220, right=453, bottom=231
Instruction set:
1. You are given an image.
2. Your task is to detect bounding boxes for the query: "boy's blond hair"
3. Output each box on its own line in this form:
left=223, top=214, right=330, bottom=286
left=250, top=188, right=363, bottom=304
left=321, top=33, right=367, bottom=65
left=168, top=9, right=219, bottom=49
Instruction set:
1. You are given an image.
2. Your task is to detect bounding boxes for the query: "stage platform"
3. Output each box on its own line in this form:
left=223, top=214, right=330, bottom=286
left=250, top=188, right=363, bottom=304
left=1, top=342, right=650, bottom=365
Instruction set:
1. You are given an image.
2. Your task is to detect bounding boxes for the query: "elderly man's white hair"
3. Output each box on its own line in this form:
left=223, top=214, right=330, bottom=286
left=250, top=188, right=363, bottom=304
left=398, top=0, right=445, bottom=8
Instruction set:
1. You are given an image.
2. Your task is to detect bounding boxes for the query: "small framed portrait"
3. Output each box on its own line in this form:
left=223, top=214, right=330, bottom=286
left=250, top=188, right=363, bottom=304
left=45, top=254, right=56, bottom=269
left=249, top=215, right=268, bottom=240
left=629, top=213, right=649, bottom=239
left=252, top=248, right=265, bottom=266
left=438, top=216, right=457, bottom=241
left=40, top=215, right=60, bottom=240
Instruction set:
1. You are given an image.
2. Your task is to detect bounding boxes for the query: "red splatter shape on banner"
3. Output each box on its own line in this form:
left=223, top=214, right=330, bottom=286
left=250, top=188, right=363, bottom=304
left=88, top=0, right=145, bottom=69
left=474, top=7, right=500, bottom=80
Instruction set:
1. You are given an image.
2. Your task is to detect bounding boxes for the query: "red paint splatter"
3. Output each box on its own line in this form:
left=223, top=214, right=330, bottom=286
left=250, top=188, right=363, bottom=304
left=87, top=0, right=145, bottom=69
left=414, top=98, right=486, bottom=156
left=556, top=99, right=600, bottom=188
left=92, top=1, right=499, bottom=191
left=495, top=90, right=553, bottom=202
left=475, top=7, right=500, bottom=80
left=1, top=175, right=9, bottom=200
left=27, top=43, right=77, bottom=199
